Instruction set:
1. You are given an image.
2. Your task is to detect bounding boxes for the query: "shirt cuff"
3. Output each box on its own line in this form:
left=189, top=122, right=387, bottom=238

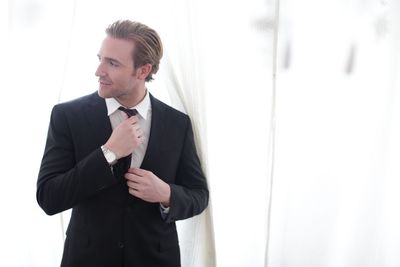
left=160, top=203, right=170, bottom=214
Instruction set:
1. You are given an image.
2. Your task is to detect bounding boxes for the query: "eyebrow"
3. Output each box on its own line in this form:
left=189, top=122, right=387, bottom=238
left=97, top=54, right=124, bottom=66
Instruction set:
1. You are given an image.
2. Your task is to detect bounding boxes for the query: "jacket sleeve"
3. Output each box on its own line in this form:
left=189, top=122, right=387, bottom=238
left=36, top=105, right=117, bottom=215
left=166, top=119, right=209, bottom=223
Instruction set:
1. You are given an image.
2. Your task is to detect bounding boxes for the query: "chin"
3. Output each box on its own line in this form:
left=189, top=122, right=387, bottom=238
left=98, top=88, right=112, bottom=99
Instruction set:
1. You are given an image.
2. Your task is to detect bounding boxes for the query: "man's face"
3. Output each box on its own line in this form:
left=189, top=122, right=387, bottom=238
left=95, top=36, right=141, bottom=100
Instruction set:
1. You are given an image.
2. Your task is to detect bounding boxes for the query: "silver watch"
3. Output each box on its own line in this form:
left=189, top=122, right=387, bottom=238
left=101, top=145, right=117, bottom=165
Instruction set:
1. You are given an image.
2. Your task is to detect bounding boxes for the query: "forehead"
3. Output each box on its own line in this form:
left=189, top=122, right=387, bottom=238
left=98, top=36, right=135, bottom=64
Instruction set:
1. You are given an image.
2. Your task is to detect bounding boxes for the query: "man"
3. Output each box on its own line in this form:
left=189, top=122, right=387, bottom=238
left=37, top=20, right=209, bottom=267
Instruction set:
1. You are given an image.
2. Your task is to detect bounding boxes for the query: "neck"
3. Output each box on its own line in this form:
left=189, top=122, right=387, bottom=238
left=116, top=87, right=147, bottom=108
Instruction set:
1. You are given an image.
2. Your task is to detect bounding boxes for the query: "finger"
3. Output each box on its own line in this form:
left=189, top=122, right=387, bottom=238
left=128, top=168, right=144, bottom=177
left=129, top=188, right=142, bottom=198
left=127, top=181, right=140, bottom=190
left=126, top=168, right=144, bottom=175
left=126, top=168, right=138, bottom=174
left=129, top=126, right=142, bottom=137
left=124, top=173, right=142, bottom=182
left=128, top=116, right=139, bottom=124
left=124, top=172, right=134, bottom=179
left=136, top=128, right=143, bottom=136
left=130, top=125, right=142, bottom=137
left=121, top=116, right=137, bottom=126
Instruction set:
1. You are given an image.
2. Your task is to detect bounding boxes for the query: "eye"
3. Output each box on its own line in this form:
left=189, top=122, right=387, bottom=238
left=110, top=60, right=119, bottom=67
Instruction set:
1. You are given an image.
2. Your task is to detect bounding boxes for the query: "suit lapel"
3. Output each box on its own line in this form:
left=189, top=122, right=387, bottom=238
left=83, top=92, right=113, bottom=146
left=140, top=94, right=166, bottom=170
left=83, top=93, right=131, bottom=179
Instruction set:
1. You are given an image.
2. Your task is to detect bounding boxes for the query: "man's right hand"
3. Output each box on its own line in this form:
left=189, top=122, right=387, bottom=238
left=103, top=115, right=143, bottom=159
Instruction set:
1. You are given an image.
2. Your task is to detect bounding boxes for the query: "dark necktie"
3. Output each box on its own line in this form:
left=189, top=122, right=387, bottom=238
left=118, top=106, right=138, bottom=118
left=116, top=107, right=138, bottom=174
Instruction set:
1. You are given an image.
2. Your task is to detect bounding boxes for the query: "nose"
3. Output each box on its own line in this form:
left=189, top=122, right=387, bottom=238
left=95, top=63, right=105, bottom=77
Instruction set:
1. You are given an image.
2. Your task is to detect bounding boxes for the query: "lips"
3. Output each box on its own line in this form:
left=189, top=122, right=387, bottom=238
left=99, top=80, right=112, bottom=85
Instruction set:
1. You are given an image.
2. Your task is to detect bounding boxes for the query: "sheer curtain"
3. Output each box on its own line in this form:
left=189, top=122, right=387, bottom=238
left=268, top=0, right=400, bottom=266
left=154, top=1, right=216, bottom=266
left=1, top=1, right=81, bottom=266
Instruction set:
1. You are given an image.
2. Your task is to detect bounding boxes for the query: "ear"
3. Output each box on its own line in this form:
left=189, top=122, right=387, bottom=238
left=136, top=64, right=153, bottom=81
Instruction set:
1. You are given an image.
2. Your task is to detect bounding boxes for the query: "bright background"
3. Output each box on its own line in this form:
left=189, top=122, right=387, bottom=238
left=1, top=0, right=400, bottom=266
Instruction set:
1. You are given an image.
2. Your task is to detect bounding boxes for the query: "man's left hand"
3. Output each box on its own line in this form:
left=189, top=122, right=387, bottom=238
left=125, top=168, right=171, bottom=206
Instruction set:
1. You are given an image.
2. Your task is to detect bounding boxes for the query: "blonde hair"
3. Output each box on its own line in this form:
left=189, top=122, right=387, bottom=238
left=106, top=20, right=163, bottom=82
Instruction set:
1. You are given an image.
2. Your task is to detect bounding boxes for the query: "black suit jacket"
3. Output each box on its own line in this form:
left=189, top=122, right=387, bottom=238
left=37, top=92, right=209, bottom=267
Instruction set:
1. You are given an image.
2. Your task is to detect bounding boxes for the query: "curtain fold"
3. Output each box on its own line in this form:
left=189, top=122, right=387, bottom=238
left=157, top=1, right=217, bottom=264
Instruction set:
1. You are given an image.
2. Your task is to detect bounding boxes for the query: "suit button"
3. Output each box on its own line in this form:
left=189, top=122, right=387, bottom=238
left=118, top=242, right=124, bottom=249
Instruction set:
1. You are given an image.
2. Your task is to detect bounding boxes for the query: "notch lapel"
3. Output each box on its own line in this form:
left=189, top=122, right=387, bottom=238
left=82, top=93, right=129, bottom=179
left=140, top=94, right=166, bottom=170
left=83, top=92, right=113, bottom=147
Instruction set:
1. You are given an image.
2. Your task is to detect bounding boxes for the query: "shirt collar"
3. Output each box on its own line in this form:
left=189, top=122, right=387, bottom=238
left=105, top=90, right=151, bottom=120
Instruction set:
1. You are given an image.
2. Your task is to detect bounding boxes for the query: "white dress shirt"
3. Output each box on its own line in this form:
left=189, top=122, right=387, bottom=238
left=105, top=90, right=152, bottom=168
left=104, top=90, right=169, bottom=214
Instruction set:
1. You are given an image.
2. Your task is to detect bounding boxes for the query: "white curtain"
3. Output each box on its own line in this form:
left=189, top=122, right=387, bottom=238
left=2, top=0, right=400, bottom=266
left=158, top=40, right=217, bottom=267
left=149, top=1, right=217, bottom=266
left=268, top=0, right=400, bottom=266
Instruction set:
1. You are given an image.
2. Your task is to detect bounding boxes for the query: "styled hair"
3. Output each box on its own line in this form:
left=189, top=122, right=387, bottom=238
left=106, top=20, right=163, bottom=82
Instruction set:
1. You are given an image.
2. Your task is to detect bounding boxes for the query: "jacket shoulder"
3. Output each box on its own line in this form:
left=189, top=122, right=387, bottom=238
left=150, top=94, right=189, bottom=122
left=54, top=92, right=101, bottom=111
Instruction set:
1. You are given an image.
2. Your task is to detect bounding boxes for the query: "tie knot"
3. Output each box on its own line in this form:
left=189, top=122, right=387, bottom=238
left=118, top=107, right=138, bottom=118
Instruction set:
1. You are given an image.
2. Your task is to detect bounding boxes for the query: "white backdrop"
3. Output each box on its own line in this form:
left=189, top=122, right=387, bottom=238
left=268, top=1, right=400, bottom=266
left=1, top=0, right=400, bottom=266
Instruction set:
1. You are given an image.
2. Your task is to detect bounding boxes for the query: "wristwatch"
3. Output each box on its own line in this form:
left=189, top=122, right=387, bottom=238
left=101, top=145, right=117, bottom=165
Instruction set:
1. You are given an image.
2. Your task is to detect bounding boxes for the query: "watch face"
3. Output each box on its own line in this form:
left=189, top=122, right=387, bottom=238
left=102, top=146, right=116, bottom=164
left=106, top=151, right=116, bottom=162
